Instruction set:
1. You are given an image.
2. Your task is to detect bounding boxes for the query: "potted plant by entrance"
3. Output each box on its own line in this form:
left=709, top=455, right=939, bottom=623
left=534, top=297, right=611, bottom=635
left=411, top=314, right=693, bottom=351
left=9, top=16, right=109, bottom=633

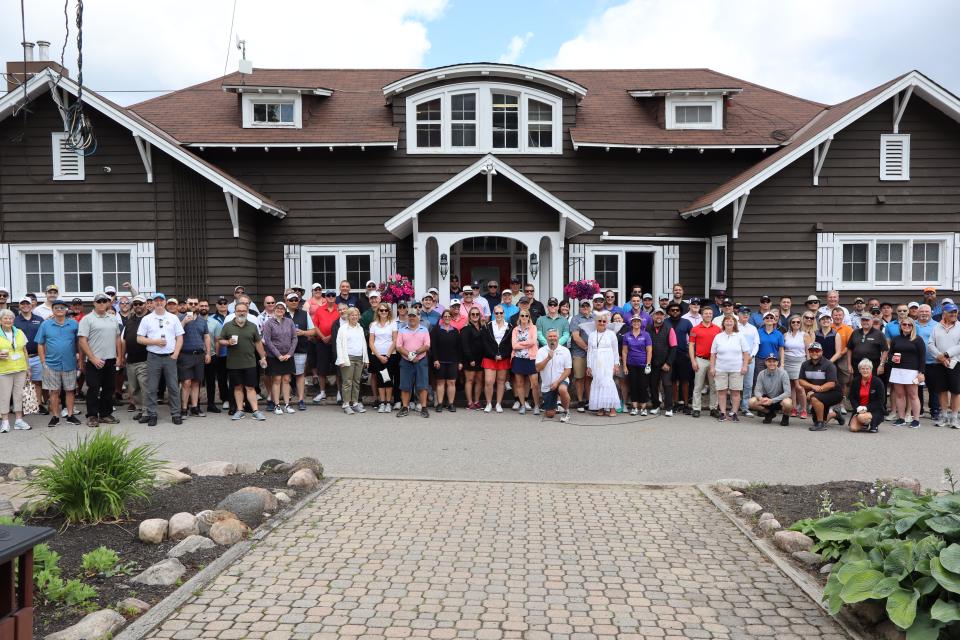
left=564, top=279, right=601, bottom=303
left=379, top=274, right=415, bottom=304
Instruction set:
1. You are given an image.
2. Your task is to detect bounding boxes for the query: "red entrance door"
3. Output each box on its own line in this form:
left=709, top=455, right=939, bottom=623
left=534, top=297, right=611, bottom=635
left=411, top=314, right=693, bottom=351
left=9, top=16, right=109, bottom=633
left=457, top=257, right=512, bottom=288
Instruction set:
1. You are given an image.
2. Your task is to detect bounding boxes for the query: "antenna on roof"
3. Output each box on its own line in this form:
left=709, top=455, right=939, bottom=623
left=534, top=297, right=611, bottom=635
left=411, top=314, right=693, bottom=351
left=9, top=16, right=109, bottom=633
left=236, top=36, right=252, bottom=75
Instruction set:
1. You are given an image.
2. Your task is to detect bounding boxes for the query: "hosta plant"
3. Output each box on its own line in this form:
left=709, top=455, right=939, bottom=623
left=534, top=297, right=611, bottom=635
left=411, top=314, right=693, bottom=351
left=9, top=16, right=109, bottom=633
left=799, top=487, right=960, bottom=639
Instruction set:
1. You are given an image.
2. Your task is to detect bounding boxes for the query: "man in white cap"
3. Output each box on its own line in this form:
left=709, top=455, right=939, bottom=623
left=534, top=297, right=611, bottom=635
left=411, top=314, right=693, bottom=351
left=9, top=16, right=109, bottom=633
left=0, top=287, right=10, bottom=313
left=34, top=283, right=60, bottom=320
left=358, top=280, right=377, bottom=314
left=228, top=285, right=259, bottom=314
left=459, top=285, right=489, bottom=320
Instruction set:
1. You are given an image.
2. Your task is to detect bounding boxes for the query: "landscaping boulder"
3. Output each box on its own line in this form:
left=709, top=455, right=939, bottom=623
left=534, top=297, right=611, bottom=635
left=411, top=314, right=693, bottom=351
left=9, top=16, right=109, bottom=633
left=117, top=597, right=151, bottom=616
left=728, top=491, right=743, bottom=498
left=6, top=466, right=26, bottom=481
left=773, top=530, right=813, bottom=554
left=289, top=456, right=323, bottom=479
left=0, top=497, right=14, bottom=518
left=758, top=512, right=775, bottom=522
left=792, top=551, right=823, bottom=566
left=46, top=609, right=126, bottom=640
left=260, top=458, right=285, bottom=472
left=820, top=563, right=834, bottom=574
left=274, top=491, right=291, bottom=504
left=273, top=462, right=294, bottom=474
left=191, top=461, right=236, bottom=477
left=168, top=534, right=216, bottom=559
left=758, top=518, right=781, bottom=535
left=234, top=462, right=257, bottom=475
left=287, top=468, right=319, bottom=490
left=740, top=501, right=763, bottom=516
left=210, top=518, right=249, bottom=545
left=196, top=510, right=239, bottom=536
left=216, top=491, right=269, bottom=528
left=155, top=468, right=192, bottom=485
left=138, top=518, right=168, bottom=544
left=131, top=558, right=186, bottom=586
left=893, top=477, right=922, bottom=496
left=168, top=512, right=199, bottom=540
left=716, top=478, right=750, bottom=489
left=237, top=486, right=279, bottom=512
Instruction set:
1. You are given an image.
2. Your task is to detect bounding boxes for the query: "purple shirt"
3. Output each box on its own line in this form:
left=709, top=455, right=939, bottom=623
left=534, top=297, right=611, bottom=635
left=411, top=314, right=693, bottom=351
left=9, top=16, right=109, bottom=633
left=622, top=330, right=652, bottom=366
left=622, top=307, right=652, bottom=330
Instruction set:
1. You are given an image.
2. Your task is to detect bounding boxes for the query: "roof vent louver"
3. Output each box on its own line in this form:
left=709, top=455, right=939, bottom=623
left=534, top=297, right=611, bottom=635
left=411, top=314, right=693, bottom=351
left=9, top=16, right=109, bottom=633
left=880, top=133, right=910, bottom=181
left=52, top=131, right=84, bottom=180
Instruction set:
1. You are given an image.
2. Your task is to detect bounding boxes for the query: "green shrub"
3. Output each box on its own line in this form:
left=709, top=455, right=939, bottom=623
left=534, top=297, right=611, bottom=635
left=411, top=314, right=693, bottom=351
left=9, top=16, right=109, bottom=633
left=798, top=487, right=960, bottom=638
left=28, top=429, right=164, bottom=524
left=36, top=571, right=98, bottom=608
left=81, top=546, right=119, bottom=575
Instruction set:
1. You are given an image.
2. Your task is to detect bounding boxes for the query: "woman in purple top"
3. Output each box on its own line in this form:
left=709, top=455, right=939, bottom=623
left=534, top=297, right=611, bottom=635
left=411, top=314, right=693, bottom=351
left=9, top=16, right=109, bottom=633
left=621, top=315, right=653, bottom=416
left=261, top=301, right=298, bottom=414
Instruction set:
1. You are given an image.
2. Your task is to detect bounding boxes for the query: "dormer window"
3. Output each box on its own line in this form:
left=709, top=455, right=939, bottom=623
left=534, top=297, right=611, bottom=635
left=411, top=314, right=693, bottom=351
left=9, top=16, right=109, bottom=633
left=253, top=102, right=294, bottom=125
left=241, top=95, right=303, bottom=129
left=406, top=83, right=562, bottom=154
left=665, top=96, right=723, bottom=130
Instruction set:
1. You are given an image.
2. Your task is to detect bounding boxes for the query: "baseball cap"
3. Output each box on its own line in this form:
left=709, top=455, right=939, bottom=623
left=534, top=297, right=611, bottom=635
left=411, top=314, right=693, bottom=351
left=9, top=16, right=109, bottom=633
left=689, top=297, right=701, bottom=304
left=923, top=287, right=937, bottom=294
left=908, top=301, right=920, bottom=309
left=234, top=285, right=245, bottom=293
left=592, top=293, right=604, bottom=301
left=518, top=296, right=530, bottom=304
left=763, top=311, right=776, bottom=319
left=759, top=295, right=771, bottom=302
left=94, top=293, right=111, bottom=303
left=547, top=297, right=559, bottom=306
left=658, top=293, right=669, bottom=300
left=323, top=289, right=336, bottom=296
left=510, top=277, right=521, bottom=284
left=18, top=296, right=31, bottom=304
left=737, top=306, right=750, bottom=314
left=808, top=342, right=823, bottom=350
left=714, top=290, right=727, bottom=297
left=579, top=300, right=591, bottom=307
left=870, top=306, right=882, bottom=314
left=0, top=287, right=8, bottom=295
left=943, top=303, right=959, bottom=313
left=45, top=283, right=60, bottom=292
left=52, top=299, right=68, bottom=308
left=274, top=300, right=288, bottom=310
left=721, top=297, right=733, bottom=305
left=285, top=292, right=300, bottom=301
left=853, top=297, right=865, bottom=303
left=152, top=292, right=166, bottom=301
left=462, top=285, right=474, bottom=293
left=427, top=287, right=439, bottom=295
left=104, top=285, right=117, bottom=294
left=652, top=308, right=665, bottom=315
left=71, top=297, right=83, bottom=304
left=367, top=290, right=381, bottom=299
left=642, top=293, right=653, bottom=300
left=311, top=283, right=322, bottom=290
left=365, top=280, right=377, bottom=288
left=764, top=352, right=779, bottom=360
left=450, top=298, right=461, bottom=306
left=167, top=298, right=179, bottom=305
left=487, top=280, right=499, bottom=287
left=132, top=294, right=146, bottom=303
left=631, top=315, right=644, bottom=322
left=806, top=294, right=820, bottom=303
left=217, top=296, right=229, bottom=303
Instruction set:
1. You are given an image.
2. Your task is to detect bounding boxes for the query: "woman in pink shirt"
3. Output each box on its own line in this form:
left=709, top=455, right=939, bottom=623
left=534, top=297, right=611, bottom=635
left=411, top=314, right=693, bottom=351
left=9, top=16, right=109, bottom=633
left=511, top=310, right=540, bottom=416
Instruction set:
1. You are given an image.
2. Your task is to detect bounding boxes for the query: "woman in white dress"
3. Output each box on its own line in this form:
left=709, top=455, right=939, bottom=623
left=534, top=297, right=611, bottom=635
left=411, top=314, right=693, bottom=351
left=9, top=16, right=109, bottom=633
left=587, top=311, right=622, bottom=417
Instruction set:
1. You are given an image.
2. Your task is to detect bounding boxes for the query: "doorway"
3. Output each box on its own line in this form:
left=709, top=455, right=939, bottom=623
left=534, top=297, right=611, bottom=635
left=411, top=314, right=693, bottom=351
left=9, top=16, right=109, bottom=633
left=452, top=237, right=528, bottom=288
left=625, top=252, right=654, bottom=298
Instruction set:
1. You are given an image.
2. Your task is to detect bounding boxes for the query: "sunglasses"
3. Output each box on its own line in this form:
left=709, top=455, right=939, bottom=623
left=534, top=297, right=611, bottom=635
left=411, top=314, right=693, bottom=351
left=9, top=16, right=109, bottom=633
left=378, top=308, right=389, bottom=312
left=803, top=315, right=815, bottom=320
left=519, top=314, right=530, bottom=318
left=469, top=312, right=480, bottom=316
left=524, top=289, right=534, bottom=293
left=95, top=300, right=110, bottom=304
left=494, top=311, right=504, bottom=315
left=791, top=320, right=801, bottom=325
left=901, top=323, right=914, bottom=328
left=324, top=293, right=336, bottom=297
left=132, top=302, right=145, bottom=306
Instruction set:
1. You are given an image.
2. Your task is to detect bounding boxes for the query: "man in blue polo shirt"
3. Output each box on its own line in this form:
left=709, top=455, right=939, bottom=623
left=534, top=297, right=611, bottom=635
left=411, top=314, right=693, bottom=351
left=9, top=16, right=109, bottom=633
left=35, top=299, right=81, bottom=428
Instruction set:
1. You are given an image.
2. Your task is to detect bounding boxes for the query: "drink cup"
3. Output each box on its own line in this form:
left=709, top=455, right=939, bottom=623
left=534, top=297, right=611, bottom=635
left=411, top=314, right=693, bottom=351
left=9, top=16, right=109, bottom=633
left=230, top=335, right=239, bottom=345
left=0, top=349, right=8, bottom=358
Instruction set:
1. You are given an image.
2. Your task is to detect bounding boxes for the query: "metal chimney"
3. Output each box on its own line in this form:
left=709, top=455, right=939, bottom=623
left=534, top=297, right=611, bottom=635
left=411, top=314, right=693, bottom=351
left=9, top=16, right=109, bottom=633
left=36, top=40, right=50, bottom=61
left=21, top=42, right=34, bottom=61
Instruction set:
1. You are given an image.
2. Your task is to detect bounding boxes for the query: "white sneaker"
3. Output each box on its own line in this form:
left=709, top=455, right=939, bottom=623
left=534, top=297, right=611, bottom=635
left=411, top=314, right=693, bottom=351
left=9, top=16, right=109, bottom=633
left=839, top=406, right=848, bottom=415
left=664, top=410, right=673, bottom=417
left=484, top=403, right=492, bottom=413
left=952, top=414, right=960, bottom=430
left=519, top=407, right=526, bottom=416
left=353, top=403, right=366, bottom=414
left=533, top=407, right=541, bottom=416
left=742, top=410, right=754, bottom=418
left=414, top=402, right=422, bottom=411
left=557, top=405, right=566, bottom=413
left=0, top=420, right=9, bottom=433
left=285, top=404, right=296, bottom=414
left=377, top=403, right=385, bottom=413
left=336, top=392, right=342, bottom=404
left=312, top=392, right=325, bottom=405
left=512, top=401, right=520, bottom=411
left=61, top=408, right=68, bottom=417
left=630, top=408, right=638, bottom=416
left=524, top=401, right=532, bottom=410
left=222, top=401, right=230, bottom=410
left=394, top=402, right=402, bottom=410
left=274, top=406, right=283, bottom=416
left=343, top=405, right=355, bottom=415
left=495, top=403, right=503, bottom=413
left=937, top=411, right=952, bottom=427
left=559, top=413, right=570, bottom=423
left=231, top=411, right=245, bottom=420
left=505, top=381, right=512, bottom=391
left=649, top=407, right=660, bottom=415
left=640, top=408, right=648, bottom=416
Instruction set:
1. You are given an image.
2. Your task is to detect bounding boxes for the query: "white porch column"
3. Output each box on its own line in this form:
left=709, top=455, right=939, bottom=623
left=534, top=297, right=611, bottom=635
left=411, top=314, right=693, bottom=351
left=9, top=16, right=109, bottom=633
left=413, top=219, right=429, bottom=301
left=552, top=237, right=564, bottom=301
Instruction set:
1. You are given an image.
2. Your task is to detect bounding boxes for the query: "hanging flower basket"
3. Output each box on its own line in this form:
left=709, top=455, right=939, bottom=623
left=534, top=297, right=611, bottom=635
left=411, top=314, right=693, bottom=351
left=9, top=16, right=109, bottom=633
left=564, top=279, right=601, bottom=301
left=379, top=274, right=415, bottom=303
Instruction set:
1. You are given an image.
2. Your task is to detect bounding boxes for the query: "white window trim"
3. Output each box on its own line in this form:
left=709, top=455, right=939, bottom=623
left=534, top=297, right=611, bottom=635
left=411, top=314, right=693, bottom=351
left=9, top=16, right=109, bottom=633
left=830, top=233, right=953, bottom=290
left=710, top=235, right=727, bottom=290
left=666, top=96, right=723, bottom=130
left=9, top=243, right=140, bottom=299
left=299, top=245, right=382, bottom=293
left=241, top=94, right=302, bottom=129
left=51, top=132, right=84, bottom=181
left=880, top=133, right=910, bottom=181
left=406, top=82, right=563, bottom=154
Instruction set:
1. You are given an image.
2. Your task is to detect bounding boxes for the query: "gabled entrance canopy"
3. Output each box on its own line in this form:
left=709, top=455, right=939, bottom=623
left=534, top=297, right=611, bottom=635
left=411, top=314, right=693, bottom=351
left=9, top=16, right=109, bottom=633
left=384, top=154, right=594, bottom=239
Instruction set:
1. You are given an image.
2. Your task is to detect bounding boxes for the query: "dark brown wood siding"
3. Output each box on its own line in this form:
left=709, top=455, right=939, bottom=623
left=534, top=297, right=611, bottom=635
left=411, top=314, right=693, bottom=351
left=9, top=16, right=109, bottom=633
left=729, top=96, right=960, bottom=301
left=418, top=175, right=558, bottom=232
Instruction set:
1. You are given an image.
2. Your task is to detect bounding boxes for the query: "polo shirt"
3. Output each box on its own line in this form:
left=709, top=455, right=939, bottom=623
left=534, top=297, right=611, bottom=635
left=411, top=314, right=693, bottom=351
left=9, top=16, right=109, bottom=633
left=756, top=327, right=785, bottom=360
left=34, top=317, right=79, bottom=371
left=179, top=314, right=209, bottom=352
left=568, top=312, right=595, bottom=358
left=335, top=293, right=359, bottom=308
left=312, top=305, right=340, bottom=338
left=915, top=319, right=937, bottom=364
left=622, top=307, right=651, bottom=329
left=221, top=320, right=261, bottom=369
left=799, top=358, right=838, bottom=386
left=689, top=322, right=721, bottom=359
left=622, top=330, right=652, bottom=366
left=78, top=312, right=120, bottom=360
left=421, top=309, right=441, bottom=329
left=136, top=311, right=185, bottom=355
left=396, top=324, right=430, bottom=362
left=535, top=345, right=572, bottom=392
left=121, top=314, right=149, bottom=363
left=847, top=328, right=887, bottom=367
left=884, top=319, right=903, bottom=340
left=749, top=309, right=774, bottom=328
left=13, top=313, right=43, bottom=356
left=667, top=316, right=693, bottom=355
left=500, top=303, right=519, bottom=322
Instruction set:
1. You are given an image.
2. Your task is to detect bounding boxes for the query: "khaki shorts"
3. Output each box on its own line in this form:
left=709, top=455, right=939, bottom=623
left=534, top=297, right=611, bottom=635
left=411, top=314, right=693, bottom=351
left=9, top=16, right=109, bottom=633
left=715, top=370, right=744, bottom=391
left=572, top=356, right=587, bottom=380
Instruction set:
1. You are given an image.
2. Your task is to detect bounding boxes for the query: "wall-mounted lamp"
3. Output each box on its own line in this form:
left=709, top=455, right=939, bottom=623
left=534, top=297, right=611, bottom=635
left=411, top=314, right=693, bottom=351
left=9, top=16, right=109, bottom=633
left=440, top=253, right=448, bottom=279
left=529, top=253, right=539, bottom=279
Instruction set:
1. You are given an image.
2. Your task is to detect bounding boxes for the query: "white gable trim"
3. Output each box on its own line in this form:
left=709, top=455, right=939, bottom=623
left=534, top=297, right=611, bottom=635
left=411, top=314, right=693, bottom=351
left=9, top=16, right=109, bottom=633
left=383, top=154, right=594, bottom=239
left=682, top=71, right=960, bottom=217
left=383, top=64, right=587, bottom=98
left=0, top=70, right=286, bottom=218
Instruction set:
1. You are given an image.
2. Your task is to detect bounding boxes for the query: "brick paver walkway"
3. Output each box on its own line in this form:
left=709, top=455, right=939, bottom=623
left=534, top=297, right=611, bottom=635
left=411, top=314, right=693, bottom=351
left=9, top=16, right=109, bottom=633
left=147, top=479, right=849, bottom=640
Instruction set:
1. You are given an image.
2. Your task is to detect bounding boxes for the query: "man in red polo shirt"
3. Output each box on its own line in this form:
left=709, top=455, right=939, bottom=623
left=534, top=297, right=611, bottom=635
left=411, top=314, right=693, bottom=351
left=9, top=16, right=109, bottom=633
left=311, top=289, right=341, bottom=404
left=689, top=307, right=721, bottom=418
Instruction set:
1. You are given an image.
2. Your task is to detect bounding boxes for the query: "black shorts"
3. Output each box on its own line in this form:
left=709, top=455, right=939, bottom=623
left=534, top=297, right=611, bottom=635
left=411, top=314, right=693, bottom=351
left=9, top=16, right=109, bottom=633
left=435, top=362, right=459, bottom=380
left=177, top=352, right=206, bottom=381
left=812, top=390, right=843, bottom=407
left=229, top=367, right=259, bottom=388
left=673, top=354, right=693, bottom=382
left=315, top=341, right=335, bottom=376
left=928, top=363, right=960, bottom=395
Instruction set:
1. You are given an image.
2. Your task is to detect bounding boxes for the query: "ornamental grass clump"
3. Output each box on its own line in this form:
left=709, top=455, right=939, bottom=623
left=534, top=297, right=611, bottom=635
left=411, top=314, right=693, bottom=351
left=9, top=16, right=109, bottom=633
left=28, top=429, right=164, bottom=524
left=793, top=485, right=960, bottom=638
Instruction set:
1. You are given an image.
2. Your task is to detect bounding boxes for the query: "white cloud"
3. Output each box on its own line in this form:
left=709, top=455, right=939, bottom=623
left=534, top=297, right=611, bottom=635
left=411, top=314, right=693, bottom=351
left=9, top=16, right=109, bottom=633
left=544, top=0, right=960, bottom=103
left=1, top=0, right=447, bottom=104
left=498, top=32, right=533, bottom=65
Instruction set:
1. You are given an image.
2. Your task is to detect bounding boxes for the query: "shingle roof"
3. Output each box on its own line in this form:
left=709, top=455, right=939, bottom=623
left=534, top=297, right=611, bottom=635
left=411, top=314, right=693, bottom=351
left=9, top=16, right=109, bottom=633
left=680, top=74, right=909, bottom=214
left=129, top=68, right=822, bottom=148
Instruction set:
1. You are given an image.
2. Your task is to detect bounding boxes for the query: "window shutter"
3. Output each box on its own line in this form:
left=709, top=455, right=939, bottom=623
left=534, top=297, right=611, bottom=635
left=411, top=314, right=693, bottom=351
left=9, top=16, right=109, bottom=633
left=880, top=134, right=910, bottom=181
left=816, top=232, right=835, bottom=290
left=954, top=233, right=960, bottom=291
left=51, top=132, right=85, bottom=181
left=380, top=243, right=397, bottom=279
left=284, top=244, right=302, bottom=289
left=568, top=244, right=585, bottom=283
left=136, top=242, right=156, bottom=295
left=661, top=245, right=679, bottom=295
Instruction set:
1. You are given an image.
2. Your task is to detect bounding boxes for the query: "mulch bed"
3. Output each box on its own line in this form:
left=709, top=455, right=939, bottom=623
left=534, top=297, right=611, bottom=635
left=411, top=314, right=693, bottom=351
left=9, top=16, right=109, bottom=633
left=15, top=470, right=304, bottom=637
left=740, top=481, right=875, bottom=528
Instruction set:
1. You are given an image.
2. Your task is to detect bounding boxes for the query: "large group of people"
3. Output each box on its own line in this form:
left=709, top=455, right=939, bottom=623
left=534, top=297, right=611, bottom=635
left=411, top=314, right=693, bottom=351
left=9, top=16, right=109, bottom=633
left=0, top=277, right=957, bottom=435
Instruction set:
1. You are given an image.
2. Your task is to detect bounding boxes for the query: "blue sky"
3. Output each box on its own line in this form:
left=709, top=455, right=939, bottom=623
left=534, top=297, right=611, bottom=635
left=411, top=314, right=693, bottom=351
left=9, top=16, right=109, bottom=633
left=1, top=0, right=957, bottom=105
